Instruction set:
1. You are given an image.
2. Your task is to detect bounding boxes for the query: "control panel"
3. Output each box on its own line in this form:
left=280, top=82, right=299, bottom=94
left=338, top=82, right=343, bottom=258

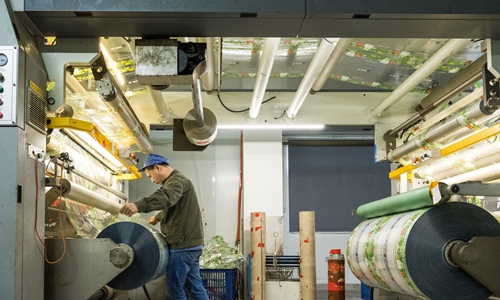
left=0, top=46, right=18, bottom=125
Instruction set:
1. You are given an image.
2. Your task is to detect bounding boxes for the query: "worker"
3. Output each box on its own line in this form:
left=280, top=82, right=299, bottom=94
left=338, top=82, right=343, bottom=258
left=120, top=153, right=208, bottom=300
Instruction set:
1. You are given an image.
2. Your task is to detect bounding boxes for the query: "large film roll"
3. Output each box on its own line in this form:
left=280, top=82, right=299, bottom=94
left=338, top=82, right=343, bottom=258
left=97, top=221, right=169, bottom=290
left=347, top=202, right=500, bottom=300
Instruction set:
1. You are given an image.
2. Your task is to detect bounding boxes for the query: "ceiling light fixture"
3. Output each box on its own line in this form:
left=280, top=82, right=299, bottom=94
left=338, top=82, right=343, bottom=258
left=70, top=129, right=125, bottom=171
left=217, top=124, right=325, bottom=130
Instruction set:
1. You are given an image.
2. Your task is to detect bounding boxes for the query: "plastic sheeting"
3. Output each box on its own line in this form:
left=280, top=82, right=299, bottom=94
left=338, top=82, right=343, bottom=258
left=200, top=235, right=244, bottom=269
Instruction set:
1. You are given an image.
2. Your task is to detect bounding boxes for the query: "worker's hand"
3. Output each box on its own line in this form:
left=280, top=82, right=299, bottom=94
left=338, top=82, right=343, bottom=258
left=120, top=203, right=138, bottom=217
left=148, top=216, right=158, bottom=226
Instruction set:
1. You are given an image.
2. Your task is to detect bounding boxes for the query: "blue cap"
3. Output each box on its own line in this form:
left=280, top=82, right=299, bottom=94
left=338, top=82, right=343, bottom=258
left=138, top=154, right=169, bottom=172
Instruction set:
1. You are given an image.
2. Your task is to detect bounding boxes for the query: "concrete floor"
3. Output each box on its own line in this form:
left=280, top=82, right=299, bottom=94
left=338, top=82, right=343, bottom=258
left=317, top=284, right=363, bottom=300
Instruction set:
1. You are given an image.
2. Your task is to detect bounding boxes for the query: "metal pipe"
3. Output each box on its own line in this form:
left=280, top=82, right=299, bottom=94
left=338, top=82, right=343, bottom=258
left=92, top=54, right=153, bottom=154
left=96, top=78, right=153, bottom=154
left=420, top=54, right=486, bottom=109
left=146, top=86, right=172, bottom=124
left=202, top=37, right=215, bottom=93
left=53, top=159, right=127, bottom=200
left=388, top=100, right=490, bottom=163
left=311, top=38, right=351, bottom=93
left=249, top=38, right=281, bottom=119
left=286, top=38, right=339, bottom=119
left=437, top=108, right=500, bottom=146
left=368, top=39, right=470, bottom=121
left=414, top=88, right=483, bottom=135
left=191, top=61, right=207, bottom=128
left=388, top=54, right=486, bottom=137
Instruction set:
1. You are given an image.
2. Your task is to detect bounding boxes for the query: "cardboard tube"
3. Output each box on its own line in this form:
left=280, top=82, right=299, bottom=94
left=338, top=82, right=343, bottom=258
left=300, top=211, right=316, bottom=300
left=251, top=212, right=266, bottom=300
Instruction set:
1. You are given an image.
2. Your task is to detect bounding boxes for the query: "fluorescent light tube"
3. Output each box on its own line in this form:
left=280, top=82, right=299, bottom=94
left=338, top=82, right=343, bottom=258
left=217, top=124, right=324, bottom=130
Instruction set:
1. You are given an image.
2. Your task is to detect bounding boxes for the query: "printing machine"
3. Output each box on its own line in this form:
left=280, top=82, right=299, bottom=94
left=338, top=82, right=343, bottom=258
left=3, top=0, right=500, bottom=299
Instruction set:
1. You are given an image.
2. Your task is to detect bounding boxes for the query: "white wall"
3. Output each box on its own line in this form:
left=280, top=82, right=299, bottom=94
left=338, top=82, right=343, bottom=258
left=130, top=129, right=241, bottom=246
left=241, top=130, right=284, bottom=259
left=242, top=130, right=283, bottom=216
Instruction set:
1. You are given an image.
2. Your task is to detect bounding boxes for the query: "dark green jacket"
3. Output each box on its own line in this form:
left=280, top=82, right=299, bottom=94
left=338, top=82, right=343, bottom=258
left=134, top=169, right=204, bottom=249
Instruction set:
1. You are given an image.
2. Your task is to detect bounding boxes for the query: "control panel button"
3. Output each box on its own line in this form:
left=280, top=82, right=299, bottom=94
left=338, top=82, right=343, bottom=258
left=0, top=111, right=3, bottom=118
left=0, top=86, right=3, bottom=93
left=0, top=98, right=3, bottom=105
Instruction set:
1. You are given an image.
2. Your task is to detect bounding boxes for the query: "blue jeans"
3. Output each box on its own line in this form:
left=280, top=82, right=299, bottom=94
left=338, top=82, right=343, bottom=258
left=166, top=248, right=208, bottom=300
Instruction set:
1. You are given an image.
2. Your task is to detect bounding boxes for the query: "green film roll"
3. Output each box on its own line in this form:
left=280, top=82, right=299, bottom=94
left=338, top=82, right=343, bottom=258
left=356, top=185, right=434, bottom=219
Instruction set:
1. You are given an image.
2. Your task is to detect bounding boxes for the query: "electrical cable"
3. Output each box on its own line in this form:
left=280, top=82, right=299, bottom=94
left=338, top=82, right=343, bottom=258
left=274, top=109, right=287, bottom=120
left=402, top=131, right=413, bottom=145
left=217, top=93, right=276, bottom=113
left=34, top=152, right=67, bottom=264
left=142, top=285, right=152, bottom=300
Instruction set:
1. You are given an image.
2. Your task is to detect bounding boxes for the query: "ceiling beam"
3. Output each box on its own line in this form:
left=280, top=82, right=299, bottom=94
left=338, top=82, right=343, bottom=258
left=16, top=0, right=500, bottom=38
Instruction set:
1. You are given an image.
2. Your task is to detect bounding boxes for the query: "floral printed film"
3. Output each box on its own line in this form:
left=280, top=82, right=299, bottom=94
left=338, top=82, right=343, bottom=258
left=347, top=208, right=431, bottom=299
left=395, top=209, right=429, bottom=299
left=347, top=219, right=382, bottom=288
left=363, top=216, right=392, bottom=291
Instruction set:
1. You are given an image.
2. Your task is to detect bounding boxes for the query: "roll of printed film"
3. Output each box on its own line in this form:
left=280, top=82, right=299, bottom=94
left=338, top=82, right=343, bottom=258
left=347, top=202, right=500, bottom=300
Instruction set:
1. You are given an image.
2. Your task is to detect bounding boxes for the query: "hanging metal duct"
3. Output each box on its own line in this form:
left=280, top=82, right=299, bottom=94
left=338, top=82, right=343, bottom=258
left=183, top=61, right=218, bottom=146
left=134, top=39, right=217, bottom=147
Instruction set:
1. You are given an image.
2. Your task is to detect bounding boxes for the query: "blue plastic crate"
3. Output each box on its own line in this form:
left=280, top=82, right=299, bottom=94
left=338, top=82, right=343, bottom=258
left=187, top=269, right=237, bottom=300
left=361, top=282, right=373, bottom=300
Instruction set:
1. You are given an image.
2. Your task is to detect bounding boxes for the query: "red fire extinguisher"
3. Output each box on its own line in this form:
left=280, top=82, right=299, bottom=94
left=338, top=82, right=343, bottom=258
left=328, top=248, right=345, bottom=300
